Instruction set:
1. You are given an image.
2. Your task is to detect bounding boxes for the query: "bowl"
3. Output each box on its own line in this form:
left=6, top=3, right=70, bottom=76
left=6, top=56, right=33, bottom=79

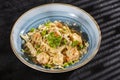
left=10, top=3, right=101, bottom=73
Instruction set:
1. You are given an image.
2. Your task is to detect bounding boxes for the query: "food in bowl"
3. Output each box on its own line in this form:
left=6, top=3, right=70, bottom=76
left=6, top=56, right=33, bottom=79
left=20, top=20, right=89, bottom=69
left=10, top=3, right=101, bottom=73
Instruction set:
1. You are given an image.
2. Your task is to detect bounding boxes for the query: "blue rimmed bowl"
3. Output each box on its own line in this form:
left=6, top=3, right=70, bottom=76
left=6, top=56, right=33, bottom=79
left=10, top=3, right=101, bottom=73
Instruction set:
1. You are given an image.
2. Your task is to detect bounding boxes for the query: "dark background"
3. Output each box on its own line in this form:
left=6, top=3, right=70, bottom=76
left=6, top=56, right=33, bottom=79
left=0, top=0, right=120, bottom=80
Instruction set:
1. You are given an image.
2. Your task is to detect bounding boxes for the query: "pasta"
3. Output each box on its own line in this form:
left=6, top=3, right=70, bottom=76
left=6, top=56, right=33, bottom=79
left=20, top=21, right=89, bottom=69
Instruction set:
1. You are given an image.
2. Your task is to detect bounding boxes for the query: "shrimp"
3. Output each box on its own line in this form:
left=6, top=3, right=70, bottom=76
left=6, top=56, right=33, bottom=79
left=31, top=32, right=41, bottom=43
left=49, top=45, right=65, bottom=54
left=36, top=52, right=49, bottom=64
left=54, top=21, right=63, bottom=28
left=52, top=53, right=64, bottom=66
left=20, top=21, right=89, bottom=68
left=65, top=47, right=79, bottom=62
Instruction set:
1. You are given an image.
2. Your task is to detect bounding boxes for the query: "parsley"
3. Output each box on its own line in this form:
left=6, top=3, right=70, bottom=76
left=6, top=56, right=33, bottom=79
left=21, top=49, right=29, bottom=53
left=71, top=40, right=79, bottom=47
left=21, top=49, right=25, bottom=53
left=41, top=30, right=47, bottom=36
left=37, top=50, right=41, bottom=54
left=61, top=39, right=67, bottom=45
left=77, top=44, right=84, bottom=50
left=29, top=28, right=35, bottom=32
left=63, top=61, right=74, bottom=68
left=44, top=64, right=51, bottom=68
left=35, top=45, right=40, bottom=49
left=68, top=61, right=74, bottom=65
left=44, top=21, right=51, bottom=27
left=47, top=32, right=62, bottom=48
left=63, top=63, right=69, bottom=68
left=79, top=44, right=84, bottom=49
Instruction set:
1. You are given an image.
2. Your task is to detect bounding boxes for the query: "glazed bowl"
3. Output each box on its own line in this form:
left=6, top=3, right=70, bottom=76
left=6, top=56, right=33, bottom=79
left=10, top=3, right=101, bottom=73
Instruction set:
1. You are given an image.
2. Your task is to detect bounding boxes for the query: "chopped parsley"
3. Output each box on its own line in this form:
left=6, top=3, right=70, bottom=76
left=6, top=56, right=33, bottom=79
left=63, top=61, right=74, bottom=68
left=41, top=30, right=47, bottom=36
left=47, top=32, right=62, bottom=48
left=63, top=63, right=69, bottom=68
left=68, top=61, right=74, bottom=65
left=35, top=44, right=40, bottom=49
left=44, top=64, right=51, bottom=68
left=29, top=28, right=35, bottom=32
left=37, top=50, right=41, bottom=54
left=77, top=44, right=84, bottom=50
left=79, top=44, right=84, bottom=49
left=71, top=40, right=79, bottom=47
left=44, top=21, right=51, bottom=27
left=62, top=39, right=67, bottom=45
left=21, top=49, right=25, bottom=53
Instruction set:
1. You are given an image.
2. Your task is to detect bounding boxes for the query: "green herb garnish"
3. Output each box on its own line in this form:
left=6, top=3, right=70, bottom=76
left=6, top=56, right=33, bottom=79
left=21, top=49, right=25, bottom=53
left=37, top=50, right=41, bottom=54
left=63, top=61, right=74, bottom=68
left=44, top=20, right=51, bottom=27
left=77, top=44, right=84, bottom=50
left=41, top=30, right=47, bottom=36
left=63, top=63, right=69, bottom=68
left=68, top=61, right=74, bottom=65
left=62, top=39, right=67, bottom=45
left=47, top=32, right=62, bottom=48
left=44, top=64, right=51, bottom=68
left=35, top=45, right=40, bottom=49
left=79, top=44, right=84, bottom=49
left=29, top=28, right=35, bottom=32
left=21, top=49, right=29, bottom=53
left=71, top=40, right=79, bottom=47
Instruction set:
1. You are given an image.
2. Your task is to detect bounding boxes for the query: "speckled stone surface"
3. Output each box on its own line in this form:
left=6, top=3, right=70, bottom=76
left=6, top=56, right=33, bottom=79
left=0, top=0, right=120, bottom=80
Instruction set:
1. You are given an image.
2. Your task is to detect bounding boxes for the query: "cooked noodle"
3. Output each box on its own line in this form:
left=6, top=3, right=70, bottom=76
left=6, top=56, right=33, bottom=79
left=21, top=21, right=89, bottom=69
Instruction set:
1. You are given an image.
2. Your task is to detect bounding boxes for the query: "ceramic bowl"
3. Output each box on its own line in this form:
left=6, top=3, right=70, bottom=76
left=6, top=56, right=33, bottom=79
left=10, top=3, right=101, bottom=73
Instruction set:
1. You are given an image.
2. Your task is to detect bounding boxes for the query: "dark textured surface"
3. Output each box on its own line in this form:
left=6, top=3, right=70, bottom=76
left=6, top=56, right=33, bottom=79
left=0, top=0, right=120, bottom=80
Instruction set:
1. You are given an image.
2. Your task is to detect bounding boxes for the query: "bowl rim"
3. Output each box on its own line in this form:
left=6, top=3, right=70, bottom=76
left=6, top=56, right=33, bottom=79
left=10, top=3, right=101, bottom=73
